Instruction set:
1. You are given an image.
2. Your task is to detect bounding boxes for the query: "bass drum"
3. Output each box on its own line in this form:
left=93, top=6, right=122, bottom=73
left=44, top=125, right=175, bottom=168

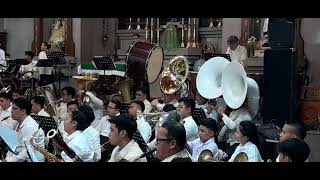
left=126, top=42, right=164, bottom=83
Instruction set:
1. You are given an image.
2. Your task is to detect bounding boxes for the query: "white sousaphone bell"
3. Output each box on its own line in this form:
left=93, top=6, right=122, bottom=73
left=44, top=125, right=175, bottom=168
left=221, top=61, right=260, bottom=118
left=196, top=57, right=230, bottom=99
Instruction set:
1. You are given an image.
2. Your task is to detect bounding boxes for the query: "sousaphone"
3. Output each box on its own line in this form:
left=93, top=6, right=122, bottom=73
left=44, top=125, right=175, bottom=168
left=196, top=57, right=230, bottom=99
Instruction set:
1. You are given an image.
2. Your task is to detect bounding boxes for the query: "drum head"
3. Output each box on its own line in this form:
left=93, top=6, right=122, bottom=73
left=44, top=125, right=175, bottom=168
left=147, top=46, right=164, bottom=83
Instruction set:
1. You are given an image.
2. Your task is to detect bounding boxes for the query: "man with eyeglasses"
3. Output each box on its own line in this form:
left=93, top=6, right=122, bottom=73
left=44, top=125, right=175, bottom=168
left=0, top=92, right=18, bottom=130
left=0, top=98, right=45, bottom=162
left=155, top=120, right=192, bottom=162
left=135, top=86, right=152, bottom=113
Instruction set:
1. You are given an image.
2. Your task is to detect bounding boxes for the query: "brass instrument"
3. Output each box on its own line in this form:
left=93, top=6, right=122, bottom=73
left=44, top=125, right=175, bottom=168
left=47, top=129, right=83, bottom=162
left=160, top=56, right=189, bottom=95
left=198, top=149, right=216, bottom=162
left=30, top=131, right=63, bottom=162
left=0, top=85, right=11, bottom=94
left=233, top=152, right=248, bottom=162
left=112, top=79, right=133, bottom=103
left=72, top=75, right=98, bottom=105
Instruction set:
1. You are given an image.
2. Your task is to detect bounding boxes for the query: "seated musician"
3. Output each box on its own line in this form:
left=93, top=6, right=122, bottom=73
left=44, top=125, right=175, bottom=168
left=78, top=105, right=101, bottom=162
left=195, top=91, right=218, bottom=121
left=151, top=93, right=179, bottom=111
left=277, top=138, right=310, bottom=162
left=30, top=96, right=50, bottom=117
left=218, top=100, right=252, bottom=159
left=108, top=114, right=147, bottom=162
left=135, top=86, right=152, bottom=113
left=178, top=97, right=198, bottom=142
left=228, top=121, right=263, bottom=162
left=0, top=92, right=18, bottom=130
left=0, top=98, right=45, bottom=162
left=58, top=100, right=79, bottom=141
left=128, top=100, right=151, bottom=143
left=38, top=42, right=54, bottom=87
left=62, top=110, right=94, bottom=162
left=12, top=89, right=24, bottom=101
left=155, top=120, right=192, bottom=162
left=188, top=118, right=219, bottom=162
left=277, top=122, right=307, bottom=162
left=21, top=51, right=38, bottom=80
left=56, top=86, right=76, bottom=123
left=85, top=86, right=104, bottom=124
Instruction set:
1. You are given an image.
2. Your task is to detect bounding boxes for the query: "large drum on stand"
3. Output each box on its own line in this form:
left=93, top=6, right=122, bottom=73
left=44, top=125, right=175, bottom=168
left=126, top=42, right=164, bottom=99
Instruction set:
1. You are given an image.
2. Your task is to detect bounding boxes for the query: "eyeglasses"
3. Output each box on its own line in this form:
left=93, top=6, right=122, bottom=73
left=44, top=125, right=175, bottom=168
left=156, top=138, right=173, bottom=145
left=12, top=106, right=20, bottom=110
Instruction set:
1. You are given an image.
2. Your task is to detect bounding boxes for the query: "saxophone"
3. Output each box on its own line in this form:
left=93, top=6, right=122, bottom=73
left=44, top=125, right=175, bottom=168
left=30, top=131, right=63, bottom=162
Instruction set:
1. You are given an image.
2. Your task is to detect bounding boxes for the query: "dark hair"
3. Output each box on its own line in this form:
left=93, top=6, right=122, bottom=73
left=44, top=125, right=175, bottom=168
left=278, top=138, right=310, bottom=162
left=67, top=100, right=79, bottom=108
left=227, top=35, right=239, bottom=46
left=178, top=97, right=195, bottom=112
left=163, top=104, right=176, bottom=112
left=42, top=42, right=51, bottom=49
left=286, top=123, right=307, bottom=140
left=161, top=120, right=186, bottom=149
left=110, top=99, right=122, bottom=110
left=200, top=118, right=219, bottom=134
left=239, top=121, right=260, bottom=149
left=78, top=105, right=95, bottom=125
left=25, top=51, right=35, bottom=58
left=30, top=96, right=46, bottom=109
left=133, top=33, right=140, bottom=38
left=109, top=114, right=137, bottom=139
left=0, top=92, right=13, bottom=101
left=71, top=110, right=89, bottom=131
left=131, top=100, right=145, bottom=113
left=61, top=86, right=76, bottom=98
left=13, top=97, right=31, bottom=115
left=136, top=86, right=148, bottom=95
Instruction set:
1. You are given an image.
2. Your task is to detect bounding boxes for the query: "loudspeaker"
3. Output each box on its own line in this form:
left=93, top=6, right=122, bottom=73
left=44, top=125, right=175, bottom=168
left=268, top=19, right=294, bottom=48
left=263, top=48, right=297, bottom=127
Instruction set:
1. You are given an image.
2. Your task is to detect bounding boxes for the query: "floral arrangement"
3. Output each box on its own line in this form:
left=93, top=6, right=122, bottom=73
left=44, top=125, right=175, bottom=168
left=246, top=36, right=259, bottom=57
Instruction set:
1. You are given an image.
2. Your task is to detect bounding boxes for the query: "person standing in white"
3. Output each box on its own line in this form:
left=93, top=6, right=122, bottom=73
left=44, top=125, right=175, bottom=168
left=38, top=42, right=54, bottom=86
left=225, top=35, right=248, bottom=67
left=0, top=42, right=6, bottom=67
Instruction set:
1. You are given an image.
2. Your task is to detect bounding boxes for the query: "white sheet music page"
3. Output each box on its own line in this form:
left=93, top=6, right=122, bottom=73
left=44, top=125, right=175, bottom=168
left=0, top=123, right=19, bottom=152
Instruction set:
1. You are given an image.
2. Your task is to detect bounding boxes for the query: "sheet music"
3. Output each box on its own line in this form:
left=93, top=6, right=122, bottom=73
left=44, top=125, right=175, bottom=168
left=0, top=123, right=19, bottom=152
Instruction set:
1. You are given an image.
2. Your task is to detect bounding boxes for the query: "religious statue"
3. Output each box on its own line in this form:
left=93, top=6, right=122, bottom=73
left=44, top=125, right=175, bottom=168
left=160, top=23, right=181, bottom=50
left=49, top=18, right=66, bottom=51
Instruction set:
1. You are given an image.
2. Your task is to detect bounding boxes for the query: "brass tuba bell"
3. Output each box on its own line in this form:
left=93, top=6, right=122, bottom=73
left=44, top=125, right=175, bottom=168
left=233, top=152, right=248, bottom=162
left=198, top=149, right=216, bottom=162
left=160, top=56, right=189, bottom=95
left=72, top=75, right=98, bottom=104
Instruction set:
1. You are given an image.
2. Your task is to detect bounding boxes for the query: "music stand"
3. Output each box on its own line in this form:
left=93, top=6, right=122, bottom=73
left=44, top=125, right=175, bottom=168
left=0, top=123, right=19, bottom=154
left=47, top=51, right=66, bottom=96
left=92, top=56, right=116, bottom=76
left=204, top=53, right=232, bottom=61
left=120, top=103, right=131, bottom=114
left=192, top=108, right=207, bottom=125
left=31, top=115, right=57, bottom=134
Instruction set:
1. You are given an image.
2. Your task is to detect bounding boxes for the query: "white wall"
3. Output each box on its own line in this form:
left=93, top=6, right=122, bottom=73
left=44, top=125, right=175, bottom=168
left=222, top=18, right=242, bottom=53
left=6, top=18, right=34, bottom=59
left=73, top=18, right=81, bottom=63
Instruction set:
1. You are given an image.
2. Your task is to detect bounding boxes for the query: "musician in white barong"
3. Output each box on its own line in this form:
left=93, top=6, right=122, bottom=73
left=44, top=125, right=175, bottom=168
left=30, top=96, right=50, bottom=117
left=178, top=97, right=198, bottom=142
left=0, top=92, right=18, bottom=130
left=135, top=86, right=152, bottom=113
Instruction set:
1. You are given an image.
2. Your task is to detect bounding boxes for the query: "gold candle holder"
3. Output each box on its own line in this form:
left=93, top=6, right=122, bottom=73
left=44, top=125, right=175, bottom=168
left=128, top=18, right=132, bottom=30
left=150, top=18, right=153, bottom=43
left=137, top=18, right=141, bottom=30
left=145, top=18, right=149, bottom=43
left=186, top=18, right=191, bottom=48
left=192, top=18, right=197, bottom=48
left=181, top=18, right=185, bottom=48
left=157, top=18, right=160, bottom=45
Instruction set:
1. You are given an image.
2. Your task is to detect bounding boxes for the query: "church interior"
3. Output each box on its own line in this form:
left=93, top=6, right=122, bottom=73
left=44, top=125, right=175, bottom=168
left=0, top=18, right=319, bottom=162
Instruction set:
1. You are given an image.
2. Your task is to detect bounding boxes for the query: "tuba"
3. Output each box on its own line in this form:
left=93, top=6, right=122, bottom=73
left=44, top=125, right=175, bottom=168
left=196, top=57, right=230, bottom=99
left=72, top=75, right=98, bottom=105
left=112, top=79, right=133, bottom=103
left=160, top=56, right=189, bottom=95
left=198, top=149, right=216, bottom=162
left=47, top=129, right=83, bottom=162
left=246, top=77, right=260, bottom=118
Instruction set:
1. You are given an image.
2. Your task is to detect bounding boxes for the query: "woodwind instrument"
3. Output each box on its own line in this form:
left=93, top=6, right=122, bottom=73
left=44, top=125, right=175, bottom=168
left=186, top=18, right=191, bottom=48
left=181, top=18, right=185, bottom=47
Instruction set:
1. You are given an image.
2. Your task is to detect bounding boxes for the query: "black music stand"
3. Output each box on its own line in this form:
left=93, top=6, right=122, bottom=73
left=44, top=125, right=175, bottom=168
left=47, top=51, right=66, bottom=96
left=36, top=59, right=54, bottom=68
left=31, top=115, right=57, bottom=134
left=204, top=53, right=231, bottom=61
left=192, top=108, right=207, bottom=125
left=92, top=56, right=116, bottom=76
left=120, top=103, right=131, bottom=114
